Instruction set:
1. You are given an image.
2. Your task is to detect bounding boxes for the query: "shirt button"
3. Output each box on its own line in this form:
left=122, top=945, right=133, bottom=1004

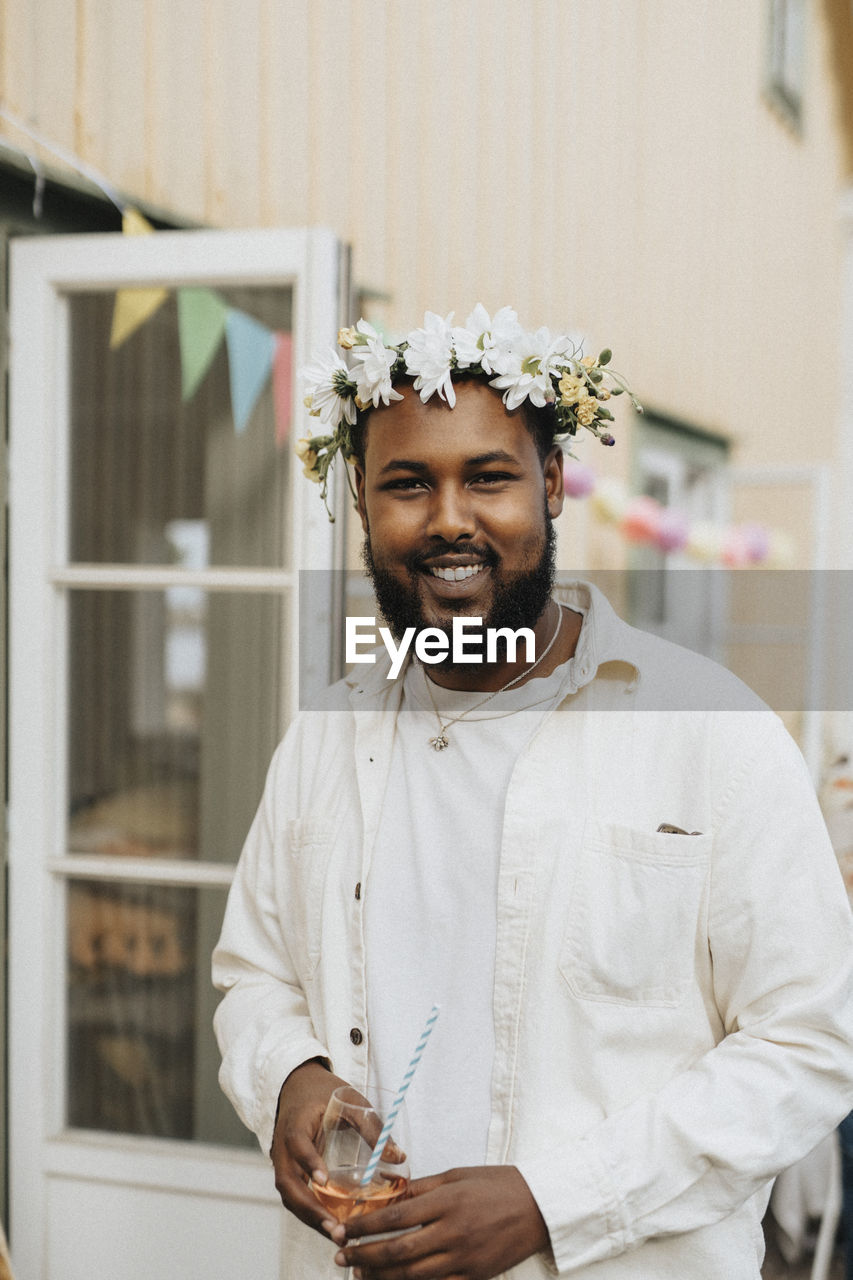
left=354, top=882, right=362, bottom=900
left=349, top=1027, right=363, bottom=1046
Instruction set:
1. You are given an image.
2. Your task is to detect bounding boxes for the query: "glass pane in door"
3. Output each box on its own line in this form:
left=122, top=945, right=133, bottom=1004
left=68, top=287, right=294, bottom=568
left=68, top=590, right=286, bottom=863
left=67, top=880, right=252, bottom=1147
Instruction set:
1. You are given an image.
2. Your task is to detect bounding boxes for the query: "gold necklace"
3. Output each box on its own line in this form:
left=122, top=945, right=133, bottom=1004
left=422, top=602, right=563, bottom=751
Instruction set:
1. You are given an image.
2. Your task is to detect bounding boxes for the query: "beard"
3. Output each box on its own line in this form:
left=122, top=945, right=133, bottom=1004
left=361, top=510, right=557, bottom=670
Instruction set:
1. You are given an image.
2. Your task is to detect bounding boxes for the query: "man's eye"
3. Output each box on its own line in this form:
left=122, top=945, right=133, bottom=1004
left=471, top=472, right=514, bottom=485
left=384, top=477, right=427, bottom=491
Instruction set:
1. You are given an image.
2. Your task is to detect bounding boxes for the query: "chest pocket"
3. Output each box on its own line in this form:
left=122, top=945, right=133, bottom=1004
left=560, top=820, right=711, bottom=1007
left=283, top=817, right=337, bottom=977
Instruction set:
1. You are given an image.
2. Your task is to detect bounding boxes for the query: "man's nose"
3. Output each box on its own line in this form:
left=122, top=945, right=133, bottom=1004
left=425, top=483, right=476, bottom=542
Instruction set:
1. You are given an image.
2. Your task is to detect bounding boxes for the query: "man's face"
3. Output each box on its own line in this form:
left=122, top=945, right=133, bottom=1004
left=355, top=381, right=564, bottom=649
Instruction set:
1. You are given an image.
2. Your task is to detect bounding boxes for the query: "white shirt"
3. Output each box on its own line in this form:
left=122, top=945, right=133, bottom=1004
left=365, top=649, right=571, bottom=1175
left=212, top=582, right=853, bottom=1279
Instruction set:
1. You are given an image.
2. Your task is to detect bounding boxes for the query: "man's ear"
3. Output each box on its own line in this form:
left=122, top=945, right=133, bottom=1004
left=354, top=463, right=369, bottom=533
left=544, top=447, right=565, bottom=520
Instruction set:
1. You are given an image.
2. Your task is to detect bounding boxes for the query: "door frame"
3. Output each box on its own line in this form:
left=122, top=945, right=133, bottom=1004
left=7, top=226, right=345, bottom=1277
left=0, top=149, right=155, bottom=1237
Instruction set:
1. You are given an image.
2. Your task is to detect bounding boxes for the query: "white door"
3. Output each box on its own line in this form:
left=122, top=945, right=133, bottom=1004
left=8, top=227, right=347, bottom=1279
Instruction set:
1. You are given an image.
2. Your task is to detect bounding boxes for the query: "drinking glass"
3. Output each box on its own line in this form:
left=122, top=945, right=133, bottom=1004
left=310, top=1085, right=410, bottom=1226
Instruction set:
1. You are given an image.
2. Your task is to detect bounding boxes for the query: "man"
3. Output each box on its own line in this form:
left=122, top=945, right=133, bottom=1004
left=213, top=309, right=853, bottom=1278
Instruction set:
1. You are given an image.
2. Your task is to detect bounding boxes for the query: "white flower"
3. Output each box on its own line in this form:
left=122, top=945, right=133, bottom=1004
left=349, top=325, right=404, bottom=409
left=404, top=311, right=456, bottom=406
left=489, top=327, right=573, bottom=410
left=302, top=351, right=358, bottom=429
left=452, top=304, right=523, bottom=376
left=354, top=319, right=381, bottom=344
left=452, top=304, right=493, bottom=369
left=449, top=327, right=481, bottom=370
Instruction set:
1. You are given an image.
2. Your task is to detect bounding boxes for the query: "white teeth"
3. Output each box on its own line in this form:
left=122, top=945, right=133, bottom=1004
left=430, top=564, right=483, bottom=581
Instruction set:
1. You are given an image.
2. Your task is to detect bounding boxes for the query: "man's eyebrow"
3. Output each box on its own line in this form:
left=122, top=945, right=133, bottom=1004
left=464, top=450, right=520, bottom=466
left=376, top=449, right=521, bottom=477
left=377, top=458, right=432, bottom=476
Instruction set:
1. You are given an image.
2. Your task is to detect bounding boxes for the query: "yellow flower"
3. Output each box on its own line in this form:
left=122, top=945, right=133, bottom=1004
left=580, top=355, right=596, bottom=369
left=558, top=373, right=584, bottom=406
left=576, top=397, right=598, bottom=426
left=295, top=437, right=318, bottom=471
left=354, top=395, right=370, bottom=411
left=597, top=387, right=611, bottom=401
left=338, top=326, right=358, bottom=349
left=303, top=462, right=322, bottom=482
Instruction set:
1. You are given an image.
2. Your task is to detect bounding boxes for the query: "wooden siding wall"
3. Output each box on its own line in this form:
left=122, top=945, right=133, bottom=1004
left=1, top=0, right=852, bottom=529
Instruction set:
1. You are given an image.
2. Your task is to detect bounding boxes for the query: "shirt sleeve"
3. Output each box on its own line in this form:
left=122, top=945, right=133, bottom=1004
left=211, top=735, right=332, bottom=1155
left=516, top=714, right=853, bottom=1274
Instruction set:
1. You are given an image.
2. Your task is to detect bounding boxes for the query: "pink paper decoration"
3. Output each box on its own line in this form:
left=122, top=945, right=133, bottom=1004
left=273, top=332, right=293, bottom=447
left=739, top=522, right=770, bottom=564
left=563, top=461, right=597, bottom=498
left=721, top=529, right=752, bottom=567
left=655, top=508, right=689, bottom=553
left=620, top=496, right=662, bottom=543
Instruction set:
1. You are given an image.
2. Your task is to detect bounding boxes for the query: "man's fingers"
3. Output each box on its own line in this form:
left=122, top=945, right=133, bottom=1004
left=271, top=1062, right=352, bottom=1237
left=337, top=1091, right=390, bottom=1152
left=337, top=1222, right=441, bottom=1274
left=274, top=1164, right=334, bottom=1232
left=380, top=1135, right=407, bottom=1166
left=403, top=1171, right=451, bottom=1197
left=282, top=1128, right=328, bottom=1182
left=339, top=1166, right=549, bottom=1277
left=343, top=1174, right=459, bottom=1241
left=342, top=1185, right=443, bottom=1240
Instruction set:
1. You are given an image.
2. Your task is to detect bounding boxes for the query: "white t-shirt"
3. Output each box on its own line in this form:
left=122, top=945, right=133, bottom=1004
left=364, top=611, right=578, bottom=1177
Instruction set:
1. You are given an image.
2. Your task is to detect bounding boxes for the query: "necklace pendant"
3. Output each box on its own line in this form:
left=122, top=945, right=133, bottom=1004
left=429, top=731, right=450, bottom=751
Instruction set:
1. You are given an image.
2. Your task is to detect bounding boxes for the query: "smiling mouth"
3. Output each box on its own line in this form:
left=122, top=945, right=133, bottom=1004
left=428, top=564, right=485, bottom=582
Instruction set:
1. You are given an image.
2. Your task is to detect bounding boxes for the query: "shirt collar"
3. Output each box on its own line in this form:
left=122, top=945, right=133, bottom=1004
left=346, top=579, right=644, bottom=705
left=555, top=580, right=642, bottom=692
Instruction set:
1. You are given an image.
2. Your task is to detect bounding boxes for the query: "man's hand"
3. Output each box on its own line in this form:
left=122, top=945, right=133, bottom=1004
left=270, top=1059, right=349, bottom=1236
left=332, top=1165, right=550, bottom=1279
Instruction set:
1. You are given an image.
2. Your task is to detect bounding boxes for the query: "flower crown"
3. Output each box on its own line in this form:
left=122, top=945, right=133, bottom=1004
left=297, top=304, right=640, bottom=516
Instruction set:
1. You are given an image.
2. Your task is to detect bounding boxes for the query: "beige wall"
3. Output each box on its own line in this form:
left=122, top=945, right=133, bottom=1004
left=2, top=0, right=852, bottom=552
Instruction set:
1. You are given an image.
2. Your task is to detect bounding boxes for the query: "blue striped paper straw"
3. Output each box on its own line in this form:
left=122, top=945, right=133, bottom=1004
left=360, top=1004, right=440, bottom=1187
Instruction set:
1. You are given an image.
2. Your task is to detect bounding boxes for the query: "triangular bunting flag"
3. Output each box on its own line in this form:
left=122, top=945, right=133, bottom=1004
left=109, top=207, right=168, bottom=348
left=272, top=332, right=293, bottom=447
left=225, top=308, right=276, bottom=433
left=110, top=286, right=170, bottom=348
left=178, top=288, right=229, bottom=401
left=122, top=207, right=157, bottom=236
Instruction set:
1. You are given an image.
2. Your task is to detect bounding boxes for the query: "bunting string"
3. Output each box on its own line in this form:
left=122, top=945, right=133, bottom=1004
left=0, top=115, right=293, bottom=443
left=0, top=103, right=126, bottom=210
left=564, top=461, right=793, bottom=567
left=110, top=213, right=292, bottom=444
left=0, top=124, right=785, bottom=503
